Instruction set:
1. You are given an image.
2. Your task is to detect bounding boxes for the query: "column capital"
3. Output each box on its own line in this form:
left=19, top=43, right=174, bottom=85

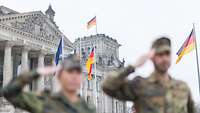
left=0, top=41, right=15, bottom=48
left=38, top=49, right=48, bottom=56
left=22, top=45, right=31, bottom=52
left=5, top=41, right=14, bottom=47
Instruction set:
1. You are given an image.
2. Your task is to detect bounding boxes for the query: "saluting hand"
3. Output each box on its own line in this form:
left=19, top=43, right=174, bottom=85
left=133, top=49, right=155, bottom=68
left=36, top=65, right=61, bottom=76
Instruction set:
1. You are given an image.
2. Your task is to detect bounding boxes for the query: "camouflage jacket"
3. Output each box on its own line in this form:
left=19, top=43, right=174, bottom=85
left=102, top=65, right=195, bottom=113
left=2, top=71, right=95, bottom=113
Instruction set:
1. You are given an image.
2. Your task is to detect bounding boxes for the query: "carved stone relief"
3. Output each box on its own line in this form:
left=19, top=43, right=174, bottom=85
left=10, top=15, right=57, bottom=42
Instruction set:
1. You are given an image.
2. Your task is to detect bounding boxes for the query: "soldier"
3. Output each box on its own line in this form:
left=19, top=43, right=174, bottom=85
left=102, top=37, right=195, bottom=113
left=1, top=54, right=96, bottom=113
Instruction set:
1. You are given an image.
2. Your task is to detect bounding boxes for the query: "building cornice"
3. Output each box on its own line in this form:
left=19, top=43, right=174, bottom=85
left=0, top=23, right=73, bottom=53
left=75, top=34, right=121, bottom=47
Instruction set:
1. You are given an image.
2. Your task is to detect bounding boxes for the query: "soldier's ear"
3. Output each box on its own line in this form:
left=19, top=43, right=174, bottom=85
left=150, top=56, right=155, bottom=62
left=149, top=49, right=155, bottom=59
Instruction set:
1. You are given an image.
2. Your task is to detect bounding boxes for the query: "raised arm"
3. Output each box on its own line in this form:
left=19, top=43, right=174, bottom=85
left=2, top=71, right=39, bottom=98
left=2, top=71, right=43, bottom=113
left=102, top=51, right=154, bottom=101
left=102, top=65, right=137, bottom=101
left=1, top=66, right=59, bottom=113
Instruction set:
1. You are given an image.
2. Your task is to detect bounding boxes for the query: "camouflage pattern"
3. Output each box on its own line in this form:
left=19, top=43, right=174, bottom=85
left=102, top=65, right=195, bottom=113
left=1, top=71, right=95, bottom=113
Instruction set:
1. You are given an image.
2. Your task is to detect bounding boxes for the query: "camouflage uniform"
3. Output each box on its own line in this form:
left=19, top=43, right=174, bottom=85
left=102, top=38, right=195, bottom=113
left=1, top=54, right=96, bottom=113
left=2, top=71, right=95, bottom=113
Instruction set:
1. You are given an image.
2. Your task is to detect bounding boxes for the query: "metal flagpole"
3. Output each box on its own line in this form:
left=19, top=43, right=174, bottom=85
left=61, top=36, right=64, bottom=61
left=79, top=38, right=83, bottom=96
left=80, top=38, right=82, bottom=61
left=59, top=28, right=65, bottom=61
left=94, top=45, right=98, bottom=108
left=95, top=16, right=98, bottom=34
left=193, top=23, right=200, bottom=95
left=94, top=15, right=98, bottom=108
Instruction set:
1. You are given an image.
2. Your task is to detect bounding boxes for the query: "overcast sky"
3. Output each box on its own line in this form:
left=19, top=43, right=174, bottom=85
left=1, top=0, right=200, bottom=103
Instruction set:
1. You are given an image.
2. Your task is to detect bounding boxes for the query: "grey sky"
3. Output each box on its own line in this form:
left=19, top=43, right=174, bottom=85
left=1, top=0, right=200, bottom=102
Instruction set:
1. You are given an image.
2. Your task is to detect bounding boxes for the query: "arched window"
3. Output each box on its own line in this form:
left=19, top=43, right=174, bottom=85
left=87, top=47, right=90, bottom=52
left=81, top=48, right=85, bottom=56
left=98, top=57, right=102, bottom=65
left=81, top=48, right=84, bottom=51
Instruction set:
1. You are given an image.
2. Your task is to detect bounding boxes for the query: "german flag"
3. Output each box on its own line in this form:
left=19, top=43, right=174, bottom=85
left=87, top=16, right=96, bottom=29
left=86, top=48, right=95, bottom=80
left=176, top=29, right=196, bottom=64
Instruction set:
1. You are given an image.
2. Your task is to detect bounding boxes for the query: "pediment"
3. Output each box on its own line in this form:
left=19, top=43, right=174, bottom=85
left=0, top=11, right=72, bottom=48
left=0, top=6, right=18, bottom=15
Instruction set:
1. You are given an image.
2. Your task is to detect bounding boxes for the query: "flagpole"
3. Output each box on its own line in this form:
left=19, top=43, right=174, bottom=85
left=80, top=38, right=82, bottom=60
left=79, top=38, right=83, bottom=96
left=94, top=15, right=98, bottom=108
left=87, top=15, right=98, bottom=107
left=94, top=45, right=98, bottom=108
left=61, top=36, right=64, bottom=61
left=193, top=23, right=200, bottom=95
left=95, top=16, right=98, bottom=34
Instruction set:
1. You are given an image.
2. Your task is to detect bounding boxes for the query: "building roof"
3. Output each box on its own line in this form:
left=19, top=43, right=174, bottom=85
left=0, top=6, right=18, bottom=15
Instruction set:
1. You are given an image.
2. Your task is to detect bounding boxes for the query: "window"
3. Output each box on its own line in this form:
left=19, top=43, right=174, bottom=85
left=87, top=96, right=90, bottom=102
left=81, top=48, right=84, bottom=52
left=98, top=57, right=102, bottom=65
left=96, top=77, right=101, bottom=92
left=116, top=102, right=118, bottom=113
left=87, top=47, right=90, bottom=52
left=87, top=96, right=92, bottom=105
left=0, top=70, right=2, bottom=96
left=87, top=79, right=92, bottom=90
left=0, top=53, right=3, bottom=96
left=30, top=58, right=38, bottom=91
left=81, top=48, right=85, bottom=56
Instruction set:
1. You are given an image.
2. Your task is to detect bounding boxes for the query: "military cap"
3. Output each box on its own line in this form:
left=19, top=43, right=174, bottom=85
left=152, top=37, right=171, bottom=54
left=61, top=54, right=82, bottom=72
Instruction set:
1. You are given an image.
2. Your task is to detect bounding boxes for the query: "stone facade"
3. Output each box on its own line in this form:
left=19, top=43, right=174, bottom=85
left=74, top=34, right=126, bottom=113
left=0, top=5, right=73, bottom=113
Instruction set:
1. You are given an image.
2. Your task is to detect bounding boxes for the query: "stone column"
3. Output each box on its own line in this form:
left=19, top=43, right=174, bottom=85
left=37, top=51, right=45, bottom=91
left=38, top=52, right=45, bottom=67
left=2, top=42, right=15, bottom=113
left=21, top=46, right=30, bottom=91
left=3, top=42, right=13, bottom=87
left=21, top=46, right=30, bottom=72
